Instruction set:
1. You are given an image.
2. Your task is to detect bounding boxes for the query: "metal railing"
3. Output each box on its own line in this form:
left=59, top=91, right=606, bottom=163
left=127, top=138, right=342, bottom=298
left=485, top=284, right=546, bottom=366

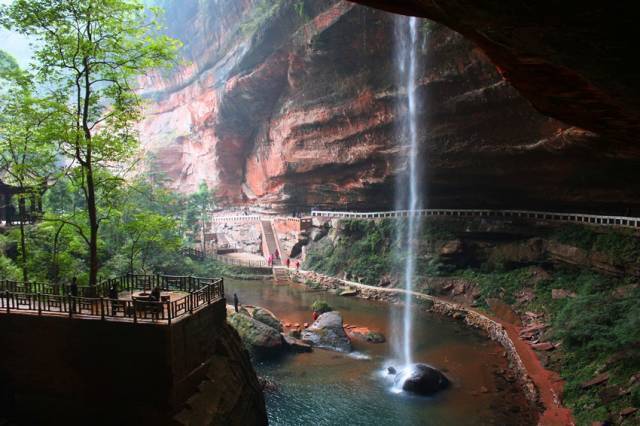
left=0, top=274, right=224, bottom=324
left=311, top=209, right=640, bottom=229
left=211, top=215, right=261, bottom=223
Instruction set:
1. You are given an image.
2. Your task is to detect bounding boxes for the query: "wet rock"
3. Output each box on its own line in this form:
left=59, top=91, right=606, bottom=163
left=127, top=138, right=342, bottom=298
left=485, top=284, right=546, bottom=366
left=387, top=366, right=396, bottom=375
left=346, top=327, right=386, bottom=344
left=301, top=311, right=352, bottom=352
left=452, top=312, right=466, bottom=320
left=252, top=307, right=283, bottom=332
left=282, top=335, right=312, bottom=353
left=258, top=377, right=278, bottom=393
left=397, top=364, right=450, bottom=396
left=227, top=311, right=284, bottom=357
left=288, top=329, right=302, bottom=339
left=620, top=407, right=637, bottom=417
left=339, top=288, right=358, bottom=297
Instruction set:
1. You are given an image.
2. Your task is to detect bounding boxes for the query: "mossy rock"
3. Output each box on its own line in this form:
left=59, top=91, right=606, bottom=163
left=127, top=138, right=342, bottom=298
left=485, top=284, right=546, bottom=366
left=227, top=312, right=284, bottom=357
left=311, top=300, right=332, bottom=314
left=366, top=331, right=386, bottom=343
left=252, top=307, right=283, bottom=332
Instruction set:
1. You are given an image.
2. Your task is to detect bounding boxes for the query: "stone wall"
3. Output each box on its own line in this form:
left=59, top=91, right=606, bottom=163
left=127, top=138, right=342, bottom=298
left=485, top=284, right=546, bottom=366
left=289, top=268, right=539, bottom=404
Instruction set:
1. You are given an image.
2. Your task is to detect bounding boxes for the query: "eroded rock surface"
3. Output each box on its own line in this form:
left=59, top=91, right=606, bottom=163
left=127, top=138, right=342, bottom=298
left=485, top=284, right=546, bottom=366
left=137, top=1, right=640, bottom=213
left=301, top=311, right=352, bottom=352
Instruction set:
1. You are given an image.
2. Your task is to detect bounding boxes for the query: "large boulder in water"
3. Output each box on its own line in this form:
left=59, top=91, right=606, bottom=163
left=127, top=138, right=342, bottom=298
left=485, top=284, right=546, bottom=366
left=252, top=307, right=283, bottom=332
left=397, top=364, right=450, bottom=396
left=227, top=308, right=284, bottom=357
left=301, top=311, right=352, bottom=352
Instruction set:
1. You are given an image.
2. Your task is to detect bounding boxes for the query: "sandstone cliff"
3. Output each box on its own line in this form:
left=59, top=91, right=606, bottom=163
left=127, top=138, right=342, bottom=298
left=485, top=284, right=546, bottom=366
left=140, top=0, right=639, bottom=213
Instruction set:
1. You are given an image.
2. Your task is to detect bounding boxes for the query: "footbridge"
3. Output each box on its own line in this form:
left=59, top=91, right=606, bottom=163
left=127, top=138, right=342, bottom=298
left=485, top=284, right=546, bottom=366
left=311, top=209, right=640, bottom=230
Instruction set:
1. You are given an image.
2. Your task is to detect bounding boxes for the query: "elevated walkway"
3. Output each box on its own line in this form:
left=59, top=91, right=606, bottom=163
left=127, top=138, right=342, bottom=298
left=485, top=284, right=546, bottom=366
left=311, top=208, right=640, bottom=230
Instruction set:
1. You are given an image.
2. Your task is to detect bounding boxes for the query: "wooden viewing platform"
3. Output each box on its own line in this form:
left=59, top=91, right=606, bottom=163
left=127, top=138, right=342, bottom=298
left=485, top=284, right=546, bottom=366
left=0, top=274, right=224, bottom=324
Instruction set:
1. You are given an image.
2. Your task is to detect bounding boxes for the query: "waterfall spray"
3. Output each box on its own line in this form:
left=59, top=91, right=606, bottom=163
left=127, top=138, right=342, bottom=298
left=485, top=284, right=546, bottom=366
left=394, top=15, right=423, bottom=370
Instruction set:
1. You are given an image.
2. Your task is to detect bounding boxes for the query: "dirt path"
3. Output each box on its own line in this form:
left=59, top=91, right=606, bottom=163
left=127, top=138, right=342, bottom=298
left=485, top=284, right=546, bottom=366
left=494, top=320, right=574, bottom=425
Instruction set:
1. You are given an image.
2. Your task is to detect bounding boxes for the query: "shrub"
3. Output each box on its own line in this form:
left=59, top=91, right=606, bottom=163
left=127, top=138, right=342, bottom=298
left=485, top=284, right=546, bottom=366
left=311, top=300, right=332, bottom=314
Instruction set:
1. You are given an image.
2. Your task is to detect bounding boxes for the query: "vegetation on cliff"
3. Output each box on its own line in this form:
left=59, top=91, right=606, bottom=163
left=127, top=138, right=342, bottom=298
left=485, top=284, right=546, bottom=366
left=303, top=218, right=640, bottom=424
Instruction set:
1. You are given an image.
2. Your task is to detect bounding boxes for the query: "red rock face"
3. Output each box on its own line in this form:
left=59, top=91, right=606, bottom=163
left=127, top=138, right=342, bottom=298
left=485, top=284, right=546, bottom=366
left=349, top=0, right=639, bottom=144
left=139, top=0, right=640, bottom=214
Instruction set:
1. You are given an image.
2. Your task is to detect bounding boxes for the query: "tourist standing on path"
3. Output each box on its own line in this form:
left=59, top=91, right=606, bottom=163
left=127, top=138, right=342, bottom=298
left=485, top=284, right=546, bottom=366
left=233, top=293, right=239, bottom=313
left=296, top=260, right=300, bottom=271
left=108, top=285, right=119, bottom=315
left=286, top=258, right=290, bottom=268
left=275, top=249, right=279, bottom=259
left=69, top=277, right=78, bottom=313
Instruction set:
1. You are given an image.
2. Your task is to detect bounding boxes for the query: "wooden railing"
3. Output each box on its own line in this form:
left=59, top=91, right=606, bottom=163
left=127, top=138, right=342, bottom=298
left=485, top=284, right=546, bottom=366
left=311, top=209, right=640, bottom=229
left=0, top=274, right=224, bottom=324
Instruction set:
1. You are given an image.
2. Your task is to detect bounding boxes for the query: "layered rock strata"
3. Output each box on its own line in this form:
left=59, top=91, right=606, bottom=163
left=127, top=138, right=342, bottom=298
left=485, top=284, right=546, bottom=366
left=139, top=1, right=640, bottom=213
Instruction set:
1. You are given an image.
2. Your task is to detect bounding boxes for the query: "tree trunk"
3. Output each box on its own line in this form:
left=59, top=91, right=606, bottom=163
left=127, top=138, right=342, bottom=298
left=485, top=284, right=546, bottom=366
left=86, top=165, right=99, bottom=287
left=18, top=203, right=28, bottom=282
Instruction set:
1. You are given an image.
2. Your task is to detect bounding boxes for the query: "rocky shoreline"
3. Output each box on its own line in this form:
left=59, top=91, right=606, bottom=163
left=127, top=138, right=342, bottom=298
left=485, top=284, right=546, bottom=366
left=288, top=268, right=552, bottom=414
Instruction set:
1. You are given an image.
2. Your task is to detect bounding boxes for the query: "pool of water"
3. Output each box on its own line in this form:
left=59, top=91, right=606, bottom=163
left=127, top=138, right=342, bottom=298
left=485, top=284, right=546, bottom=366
left=225, top=278, right=537, bottom=426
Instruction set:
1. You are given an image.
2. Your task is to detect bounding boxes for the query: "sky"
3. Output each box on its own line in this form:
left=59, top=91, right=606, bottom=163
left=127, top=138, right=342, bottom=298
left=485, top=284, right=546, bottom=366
left=0, top=0, right=34, bottom=68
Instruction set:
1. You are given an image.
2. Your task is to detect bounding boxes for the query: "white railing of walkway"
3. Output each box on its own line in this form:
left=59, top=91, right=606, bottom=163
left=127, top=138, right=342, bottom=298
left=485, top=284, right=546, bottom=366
left=310, top=209, right=640, bottom=229
left=211, top=215, right=261, bottom=223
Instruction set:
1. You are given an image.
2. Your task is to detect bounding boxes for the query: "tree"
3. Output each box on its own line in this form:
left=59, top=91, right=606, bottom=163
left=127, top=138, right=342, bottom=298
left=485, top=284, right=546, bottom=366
left=1, top=0, right=180, bottom=286
left=187, top=181, right=216, bottom=254
left=0, top=50, right=61, bottom=282
left=124, top=212, right=180, bottom=273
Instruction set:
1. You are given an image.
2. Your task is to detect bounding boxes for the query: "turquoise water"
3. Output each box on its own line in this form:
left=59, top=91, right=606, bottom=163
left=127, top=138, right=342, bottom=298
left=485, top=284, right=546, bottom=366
left=225, top=279, right=537, bottom=426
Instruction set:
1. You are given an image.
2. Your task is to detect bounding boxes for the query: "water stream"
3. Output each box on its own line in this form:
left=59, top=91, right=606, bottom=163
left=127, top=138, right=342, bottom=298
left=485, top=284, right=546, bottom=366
left=394, top=15, right=423, bottom=373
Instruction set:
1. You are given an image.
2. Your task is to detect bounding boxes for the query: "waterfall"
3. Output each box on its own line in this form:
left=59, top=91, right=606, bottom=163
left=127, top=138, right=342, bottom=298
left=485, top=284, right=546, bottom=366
left=394, top=16, right=423, bottom=369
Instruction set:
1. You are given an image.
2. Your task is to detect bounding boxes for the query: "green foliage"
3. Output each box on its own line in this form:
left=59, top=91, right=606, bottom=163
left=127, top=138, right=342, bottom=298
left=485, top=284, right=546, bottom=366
left=1, top=0, right=180, bottom=286
left=551, top=224, right=640, bottom=262
left=239, top=0, right=283, bottom=36
left=457, top=268, right=534, bottom=305
left=293, top=1, right=307, bottom=20
left=0, top=49, right=20, bottom=82
left=311, top=300, right=332, bottom=314
left=463, top=265, right=640, bottom=424
left=305, top=218, right=461, bottom=285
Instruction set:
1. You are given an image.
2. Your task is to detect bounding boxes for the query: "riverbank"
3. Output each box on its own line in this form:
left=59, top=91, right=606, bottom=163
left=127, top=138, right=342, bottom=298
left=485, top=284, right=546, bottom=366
left=286, top=267, right=574, bottom=426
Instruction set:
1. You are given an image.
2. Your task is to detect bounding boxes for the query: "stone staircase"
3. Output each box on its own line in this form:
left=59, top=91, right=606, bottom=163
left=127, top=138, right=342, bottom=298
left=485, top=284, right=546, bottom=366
left=272, top=266, right=289, bottom=282
left=260, top=220, right=281, bottom=266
